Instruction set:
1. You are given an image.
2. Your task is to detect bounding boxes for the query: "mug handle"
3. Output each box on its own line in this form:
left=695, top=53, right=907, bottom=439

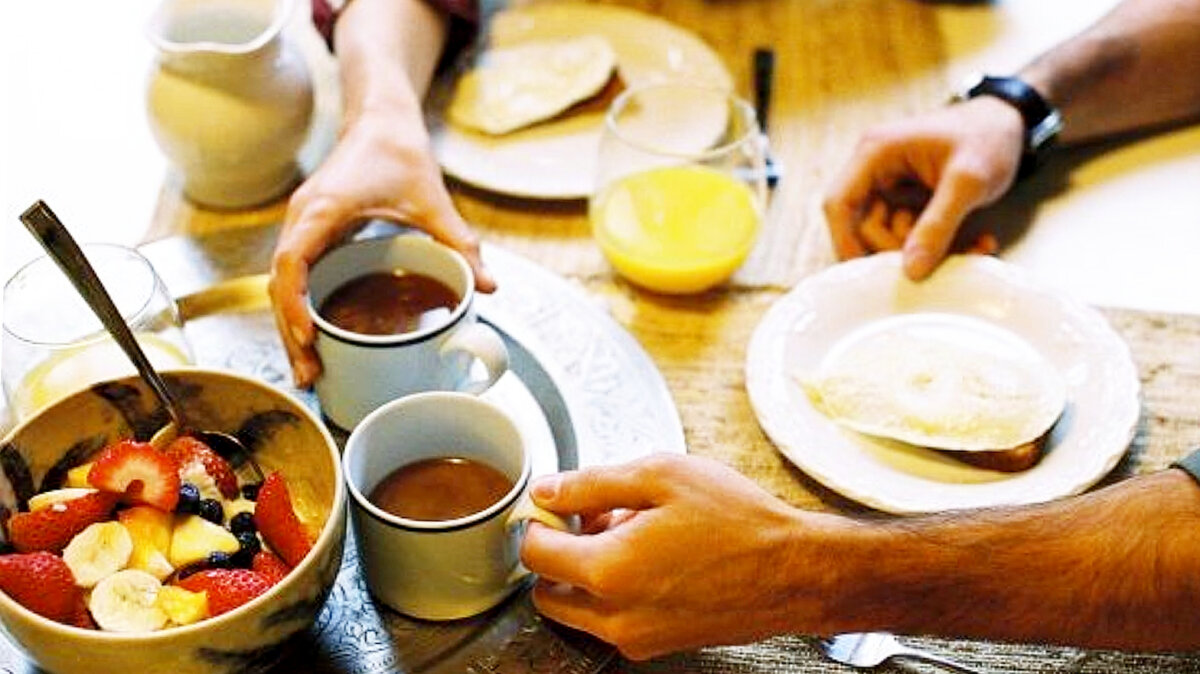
left=505, top=491, right=575, bottom=586
left=507, top=491, right=573, bottom=533
left=439, top=322, right=509, bottom=394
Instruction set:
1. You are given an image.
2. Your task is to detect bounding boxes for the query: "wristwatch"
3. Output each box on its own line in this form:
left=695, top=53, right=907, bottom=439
left=952, top=74, right=1063, bottom=178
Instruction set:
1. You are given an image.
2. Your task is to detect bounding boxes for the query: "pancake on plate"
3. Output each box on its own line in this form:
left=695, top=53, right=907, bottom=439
left=802, top=312, right=1067, bottom=471
left=447, top=35, right=620, bottom=136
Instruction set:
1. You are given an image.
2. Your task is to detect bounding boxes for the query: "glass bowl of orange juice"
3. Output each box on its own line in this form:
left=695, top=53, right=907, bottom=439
left=2, top=243, right=194, bottom=421
left=590, top=82, right=767, bottom=294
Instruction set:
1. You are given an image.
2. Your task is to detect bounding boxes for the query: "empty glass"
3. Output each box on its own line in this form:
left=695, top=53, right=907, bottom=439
left=2, top=244, right=194, bottom=421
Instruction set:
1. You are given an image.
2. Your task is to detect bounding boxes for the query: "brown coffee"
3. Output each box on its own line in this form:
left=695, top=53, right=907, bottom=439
left=369, top=456, right=514, bottom=521
left=319, top=270, right=459, bottom=335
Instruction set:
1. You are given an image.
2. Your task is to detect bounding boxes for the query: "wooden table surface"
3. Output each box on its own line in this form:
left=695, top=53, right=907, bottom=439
left=6, top=1, right=1200, bottom=671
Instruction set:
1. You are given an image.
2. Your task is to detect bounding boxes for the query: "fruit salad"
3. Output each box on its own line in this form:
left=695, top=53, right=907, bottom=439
left=0, top=436, right=314, bottom=632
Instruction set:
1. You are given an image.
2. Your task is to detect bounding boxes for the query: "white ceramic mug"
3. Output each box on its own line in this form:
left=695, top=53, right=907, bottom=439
left=343, top=391, right=568, bottom=621
left=307, top=234, right=509, bottom=430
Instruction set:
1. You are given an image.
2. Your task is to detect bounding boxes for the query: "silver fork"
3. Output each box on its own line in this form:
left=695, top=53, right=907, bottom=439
left=817, top=632, right=984, bottom=673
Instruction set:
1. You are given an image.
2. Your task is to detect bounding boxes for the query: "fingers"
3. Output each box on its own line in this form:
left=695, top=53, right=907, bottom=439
left=823, top=148, right=876, bottom=261
left=268, top=252, right=320, bottom=389
left=521, top=522, right=608, bottom=588
left=396, top=185, right=498, bottom=293
left=522, top=460, right=672, bottom=588
left=431, top=218, right=496, bottom=293
left=858, top=200, right=901, bottom=252
left=531, top=580, right=612, bottom=633
left=901, top=167, right=989, bottom=280
left=270, top=198, right=363, bottom=388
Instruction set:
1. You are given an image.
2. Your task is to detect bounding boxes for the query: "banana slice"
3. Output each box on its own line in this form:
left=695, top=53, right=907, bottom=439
left=28, top=487, right=98, bottom=512
left=63, top=521, right=133, bottom=588
left=89, top=569, right=169, bottom=633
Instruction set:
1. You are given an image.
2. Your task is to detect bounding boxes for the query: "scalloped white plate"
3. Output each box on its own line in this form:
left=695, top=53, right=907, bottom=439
left=428, top=3, right=732, bottom=200
left=745, top=253, right=1140, bottom=514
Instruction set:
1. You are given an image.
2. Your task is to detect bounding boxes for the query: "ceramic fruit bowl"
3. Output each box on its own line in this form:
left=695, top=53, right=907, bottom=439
left=0, top=368, right=346, bottom=674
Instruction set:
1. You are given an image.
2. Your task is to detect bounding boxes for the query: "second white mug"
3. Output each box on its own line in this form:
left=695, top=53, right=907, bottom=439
left=307, top=234, right=509, bottom=430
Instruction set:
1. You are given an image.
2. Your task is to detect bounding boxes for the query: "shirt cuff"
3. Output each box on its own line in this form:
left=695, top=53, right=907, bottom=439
left=1171, top=448, right=1200, bottom=486
left=311, top=0, right=479, bottom=52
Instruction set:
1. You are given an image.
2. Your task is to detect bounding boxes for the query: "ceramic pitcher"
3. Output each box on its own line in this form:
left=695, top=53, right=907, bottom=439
left=146, top=0, right=314, bottom=209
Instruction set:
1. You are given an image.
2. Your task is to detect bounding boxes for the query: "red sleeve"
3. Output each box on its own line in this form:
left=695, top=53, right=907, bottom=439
left=311, top=0, right=479, bottom=51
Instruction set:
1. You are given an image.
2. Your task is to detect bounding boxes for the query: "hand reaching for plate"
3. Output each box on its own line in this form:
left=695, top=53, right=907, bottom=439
left=822, top=96, right=1024, bottom=280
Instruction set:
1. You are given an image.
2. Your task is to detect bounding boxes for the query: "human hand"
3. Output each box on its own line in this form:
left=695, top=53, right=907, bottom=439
left=521, top=454, right=843, bottom=660
left=269, top=111, right=496, bottom=388
left=823, top=96, right=1025, bottom=280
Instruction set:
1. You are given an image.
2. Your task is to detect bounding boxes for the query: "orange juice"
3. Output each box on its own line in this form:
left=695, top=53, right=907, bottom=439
left=10, top=333, right=192, bottom=420
left=590, top=165, right=760, bottom=294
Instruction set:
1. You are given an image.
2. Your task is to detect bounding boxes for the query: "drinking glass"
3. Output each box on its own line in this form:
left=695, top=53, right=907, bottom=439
left=2, top=243, right=194, bottom=421
left=589, top=81, right=768, bottom=294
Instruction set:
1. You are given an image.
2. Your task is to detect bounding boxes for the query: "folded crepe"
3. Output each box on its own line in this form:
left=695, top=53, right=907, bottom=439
left=447, top=35, right=619, bottom=136
left=802, top=313, right=1067, bottom=454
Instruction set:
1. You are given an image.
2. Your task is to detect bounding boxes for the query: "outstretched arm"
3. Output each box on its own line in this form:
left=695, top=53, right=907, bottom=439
left=824, top=0, right=1200, bottom=281
left=522, top=454, right=1200, bottom=660
left=270, top=0, right=494, bottom=387
left=1024, top=0, right=1200, bottom=144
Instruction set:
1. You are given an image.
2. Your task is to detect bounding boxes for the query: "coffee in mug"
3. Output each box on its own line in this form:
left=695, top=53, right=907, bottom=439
left=318, top=271, right=460, bottom=336
left=369, top=456, right=514, bottom=521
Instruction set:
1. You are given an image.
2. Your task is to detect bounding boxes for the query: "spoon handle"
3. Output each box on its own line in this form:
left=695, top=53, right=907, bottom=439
left=18, top=200, right=183, bottom=427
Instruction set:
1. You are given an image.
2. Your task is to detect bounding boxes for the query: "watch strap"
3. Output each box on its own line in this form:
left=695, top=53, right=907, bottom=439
left=955, top=75, right=1062, bottom=179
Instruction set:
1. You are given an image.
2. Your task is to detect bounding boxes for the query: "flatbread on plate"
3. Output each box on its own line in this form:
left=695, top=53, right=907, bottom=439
left=447, top=35, right=618, bottom=136
left=802, top=313, right=1067, bottom=452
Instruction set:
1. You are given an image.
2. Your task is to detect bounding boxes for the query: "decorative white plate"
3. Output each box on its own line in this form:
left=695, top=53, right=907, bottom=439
left=745, top=253, right=1141, bottom=514
left=428, top=3, right=732, bottom=200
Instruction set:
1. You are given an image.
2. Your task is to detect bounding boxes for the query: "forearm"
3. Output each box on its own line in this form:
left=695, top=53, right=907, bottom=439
left=333, top=0, right=450, bottom=127
left=1019, top=0, right=1200, bottom=144
left=810, top=469, right=1200, bottom=649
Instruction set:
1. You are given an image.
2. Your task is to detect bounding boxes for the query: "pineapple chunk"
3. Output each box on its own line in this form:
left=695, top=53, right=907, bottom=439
left=156, top=585, right=208, bottom=625
left=119, top=506, right=176, bottom=580
left=169, top=515, right=239, bottom=568
left=66, top=462, right=95, bottom=488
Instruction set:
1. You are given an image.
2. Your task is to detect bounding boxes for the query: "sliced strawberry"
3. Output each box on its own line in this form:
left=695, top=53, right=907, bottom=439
left=6, top=491, right=120, bottom=553
left=0, top=552, right=88, bottom=625
left=253, top=472, right=313, bottom=568
left=164, top=436, right=239, bottom=500
left=177, top=568, right=272, bottom=616
left=250, top=550, right=291, bottom=586
left=87, top=439, right=181, bottom=511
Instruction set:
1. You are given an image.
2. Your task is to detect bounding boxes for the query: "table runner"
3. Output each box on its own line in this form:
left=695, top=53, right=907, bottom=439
left=597, top=303, right=1200, bottom=672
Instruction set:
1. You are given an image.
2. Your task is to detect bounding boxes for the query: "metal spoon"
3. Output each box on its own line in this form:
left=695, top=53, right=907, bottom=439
left=818, top=632, right=984, bottom=673
left=18, top=200, right=260, bottom=479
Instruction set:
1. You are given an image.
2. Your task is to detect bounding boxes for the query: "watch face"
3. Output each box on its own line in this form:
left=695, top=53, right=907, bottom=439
left=1030, top=110, right=1064, bottom=150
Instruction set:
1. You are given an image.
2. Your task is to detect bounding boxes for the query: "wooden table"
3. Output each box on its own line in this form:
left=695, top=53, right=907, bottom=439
left=6, top=1, right=1200, bottom=672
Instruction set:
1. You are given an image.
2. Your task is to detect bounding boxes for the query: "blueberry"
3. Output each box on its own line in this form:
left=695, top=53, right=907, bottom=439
left=176, top=484, right=201, bottom=514
left=175, top=561, right=206, bottom=580
left=241, top=482, right=262, bottom=501
left=229, top=511, right=257, bottom=536
left=233, top=532, right=261, bottom=567
left=230, top=548, right=255, bottom=569
left=207, top=551, right=233, bottom=568
left=197, top=498, right=224, bottom=524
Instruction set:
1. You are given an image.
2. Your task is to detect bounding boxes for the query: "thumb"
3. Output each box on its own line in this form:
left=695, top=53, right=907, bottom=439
left=531, top=464, right=660, bottom=517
